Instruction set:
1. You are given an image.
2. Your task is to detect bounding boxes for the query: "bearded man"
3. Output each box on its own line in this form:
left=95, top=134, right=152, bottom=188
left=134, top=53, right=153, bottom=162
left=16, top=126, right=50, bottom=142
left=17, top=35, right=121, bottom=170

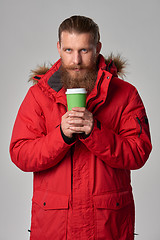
left=10, top=15, right=152, bottom=240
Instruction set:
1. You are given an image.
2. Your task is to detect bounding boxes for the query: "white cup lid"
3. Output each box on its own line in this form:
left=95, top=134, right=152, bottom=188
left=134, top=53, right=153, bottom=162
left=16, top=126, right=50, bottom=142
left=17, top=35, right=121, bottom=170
left=65, top=88, right=87, bottom=94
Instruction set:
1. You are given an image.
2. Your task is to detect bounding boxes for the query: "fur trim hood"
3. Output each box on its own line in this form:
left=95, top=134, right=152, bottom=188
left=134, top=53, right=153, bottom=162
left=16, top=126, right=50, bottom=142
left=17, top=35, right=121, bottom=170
left=29, top=54, right=127, bottom=85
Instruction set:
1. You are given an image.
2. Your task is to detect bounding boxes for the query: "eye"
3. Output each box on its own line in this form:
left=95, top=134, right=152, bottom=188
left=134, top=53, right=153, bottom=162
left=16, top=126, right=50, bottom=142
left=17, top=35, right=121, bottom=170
left=65, top=48, right=72, bottom=53
left=81, top=49, right=88, bottom=53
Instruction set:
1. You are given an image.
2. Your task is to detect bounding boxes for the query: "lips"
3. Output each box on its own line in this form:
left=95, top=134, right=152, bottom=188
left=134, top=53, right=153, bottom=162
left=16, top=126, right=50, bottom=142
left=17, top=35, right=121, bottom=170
left=73, top=68, right=82, bottom=71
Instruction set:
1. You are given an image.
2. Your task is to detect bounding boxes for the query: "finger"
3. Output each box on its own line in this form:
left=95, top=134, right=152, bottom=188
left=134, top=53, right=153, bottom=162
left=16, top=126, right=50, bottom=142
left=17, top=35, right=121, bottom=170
left=71, top=107, right=86, bottom=112
left=71, top=119, right=92, bottom=127
left=68, top=118, right=84, bottom=125
left=69, top=111, right=85, bottom=119
left=62, top=111, right=72, bottom=120
left=69, top=121, right=91, bottom=130
left=70, top=108, right=93, bottom=119
left=69, top=126, right=85, bottom=132
left=69, top=125, right=92, bottom=134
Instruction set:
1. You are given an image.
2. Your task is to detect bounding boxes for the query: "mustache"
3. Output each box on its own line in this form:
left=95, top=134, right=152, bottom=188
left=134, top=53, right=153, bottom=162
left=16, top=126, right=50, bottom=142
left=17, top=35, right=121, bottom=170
left=62, top=63, right=96, bottom=71
left=64, top=65, right=88, bottom=70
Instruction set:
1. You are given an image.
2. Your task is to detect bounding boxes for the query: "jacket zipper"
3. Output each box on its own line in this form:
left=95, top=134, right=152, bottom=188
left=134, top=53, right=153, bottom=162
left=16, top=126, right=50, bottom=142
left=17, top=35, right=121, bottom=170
left=91, top=100, right=103, bottom=112
left=86, top=72, right=104, bottom=110
left=70, top=145, right=74, bottom=208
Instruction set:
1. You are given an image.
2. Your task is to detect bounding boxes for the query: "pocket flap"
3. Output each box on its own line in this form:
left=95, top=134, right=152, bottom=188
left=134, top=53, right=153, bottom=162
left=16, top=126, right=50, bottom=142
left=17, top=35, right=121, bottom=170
left=93, top=191, right=133, bottom=210
left=32, top=190, right=69, bottom=210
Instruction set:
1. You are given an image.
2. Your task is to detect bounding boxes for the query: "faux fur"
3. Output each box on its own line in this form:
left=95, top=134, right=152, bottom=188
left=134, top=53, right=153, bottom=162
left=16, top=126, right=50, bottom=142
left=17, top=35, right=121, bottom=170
left=29, top=63, right=52, bottom=85
left=29, top=54, right=127, bottom=85
left=105, top=53, right=127, bottom=79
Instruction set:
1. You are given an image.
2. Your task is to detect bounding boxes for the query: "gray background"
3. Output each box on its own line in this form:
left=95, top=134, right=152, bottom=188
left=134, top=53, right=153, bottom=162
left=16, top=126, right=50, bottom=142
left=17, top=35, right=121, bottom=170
left=1, top=0, right=159, bottom=239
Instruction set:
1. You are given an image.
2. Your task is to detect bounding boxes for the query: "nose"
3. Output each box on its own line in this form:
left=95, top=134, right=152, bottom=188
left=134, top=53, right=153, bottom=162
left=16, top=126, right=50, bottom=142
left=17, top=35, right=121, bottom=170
left=73, top=51, right=82, bottom=65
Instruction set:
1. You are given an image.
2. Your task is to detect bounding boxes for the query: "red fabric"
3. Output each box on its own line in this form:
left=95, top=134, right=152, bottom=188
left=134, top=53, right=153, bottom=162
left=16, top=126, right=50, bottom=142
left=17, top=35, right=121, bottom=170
left=10, top=55, right=152, bottom=239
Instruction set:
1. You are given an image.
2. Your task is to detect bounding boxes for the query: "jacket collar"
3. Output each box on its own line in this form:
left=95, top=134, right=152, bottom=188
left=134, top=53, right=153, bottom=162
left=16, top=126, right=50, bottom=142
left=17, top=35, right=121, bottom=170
left=48, top=67, right=62, bottom=92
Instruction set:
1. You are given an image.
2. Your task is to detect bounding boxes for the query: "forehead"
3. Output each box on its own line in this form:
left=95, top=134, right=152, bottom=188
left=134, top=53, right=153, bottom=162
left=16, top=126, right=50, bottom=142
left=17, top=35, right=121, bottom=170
left=60, top=31, right=94, bottom=47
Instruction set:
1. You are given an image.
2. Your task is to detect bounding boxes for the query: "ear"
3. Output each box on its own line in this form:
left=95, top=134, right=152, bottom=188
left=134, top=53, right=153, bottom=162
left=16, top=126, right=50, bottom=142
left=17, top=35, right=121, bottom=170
left=57, top=41, right=61, bottom=55
left=96, top=42, right=102, bottom=56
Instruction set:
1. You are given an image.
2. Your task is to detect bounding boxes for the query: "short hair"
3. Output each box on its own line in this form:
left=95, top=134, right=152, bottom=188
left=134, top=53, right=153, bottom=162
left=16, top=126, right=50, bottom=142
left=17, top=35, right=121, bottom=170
left=58, top=15, right=100, bottom=45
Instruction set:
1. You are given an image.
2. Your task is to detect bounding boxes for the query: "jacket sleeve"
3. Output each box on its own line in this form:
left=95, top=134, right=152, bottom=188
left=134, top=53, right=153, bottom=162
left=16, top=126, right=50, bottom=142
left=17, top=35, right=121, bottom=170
left=10, top=87, right=75, bottom=172
left=79, top=88, right=152, bottom=170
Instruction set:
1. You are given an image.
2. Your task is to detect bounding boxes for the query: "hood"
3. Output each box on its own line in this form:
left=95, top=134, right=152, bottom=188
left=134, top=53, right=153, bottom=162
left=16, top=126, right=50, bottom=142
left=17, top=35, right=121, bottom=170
left=29, top=54, right=127, bottom=85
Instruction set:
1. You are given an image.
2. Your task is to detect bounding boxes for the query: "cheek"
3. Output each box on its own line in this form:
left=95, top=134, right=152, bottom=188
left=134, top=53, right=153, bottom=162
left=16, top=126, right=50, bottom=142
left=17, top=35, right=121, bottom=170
left=61, top=54, right=72, bottom=66
left=86, top=54, right=97, bottom=66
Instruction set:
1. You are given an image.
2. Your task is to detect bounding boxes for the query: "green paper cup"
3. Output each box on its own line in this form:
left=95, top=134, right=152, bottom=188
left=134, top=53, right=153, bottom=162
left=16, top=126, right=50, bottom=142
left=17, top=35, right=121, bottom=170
left=66, top=88, right=87, bottom=111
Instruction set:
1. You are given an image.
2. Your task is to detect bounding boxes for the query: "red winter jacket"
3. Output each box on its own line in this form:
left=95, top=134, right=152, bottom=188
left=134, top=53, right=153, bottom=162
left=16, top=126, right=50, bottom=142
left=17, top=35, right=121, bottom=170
left=10, top=55, right=152, bottom=240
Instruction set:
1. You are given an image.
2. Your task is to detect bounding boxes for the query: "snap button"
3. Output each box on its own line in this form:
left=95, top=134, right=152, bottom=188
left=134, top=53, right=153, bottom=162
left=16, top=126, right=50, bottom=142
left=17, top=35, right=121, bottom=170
left=107, top=76, right=110, bottom=79
left=43, top=202, right=46, bottom=206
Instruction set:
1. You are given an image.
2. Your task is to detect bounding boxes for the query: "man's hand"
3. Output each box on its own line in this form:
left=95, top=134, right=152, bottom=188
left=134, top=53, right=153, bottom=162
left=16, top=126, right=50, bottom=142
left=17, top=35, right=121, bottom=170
left=61, top=107, right=94, bottom=138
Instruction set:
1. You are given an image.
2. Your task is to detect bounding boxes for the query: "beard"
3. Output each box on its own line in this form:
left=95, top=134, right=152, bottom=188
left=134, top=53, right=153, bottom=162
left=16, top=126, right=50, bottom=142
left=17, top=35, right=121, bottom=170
left=60, top=61, right=98, bottom=92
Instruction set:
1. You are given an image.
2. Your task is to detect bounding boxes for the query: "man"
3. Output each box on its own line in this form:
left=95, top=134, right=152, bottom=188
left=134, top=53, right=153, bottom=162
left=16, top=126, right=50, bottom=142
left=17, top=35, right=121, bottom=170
left=10, top=15, right=152, bottom=239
